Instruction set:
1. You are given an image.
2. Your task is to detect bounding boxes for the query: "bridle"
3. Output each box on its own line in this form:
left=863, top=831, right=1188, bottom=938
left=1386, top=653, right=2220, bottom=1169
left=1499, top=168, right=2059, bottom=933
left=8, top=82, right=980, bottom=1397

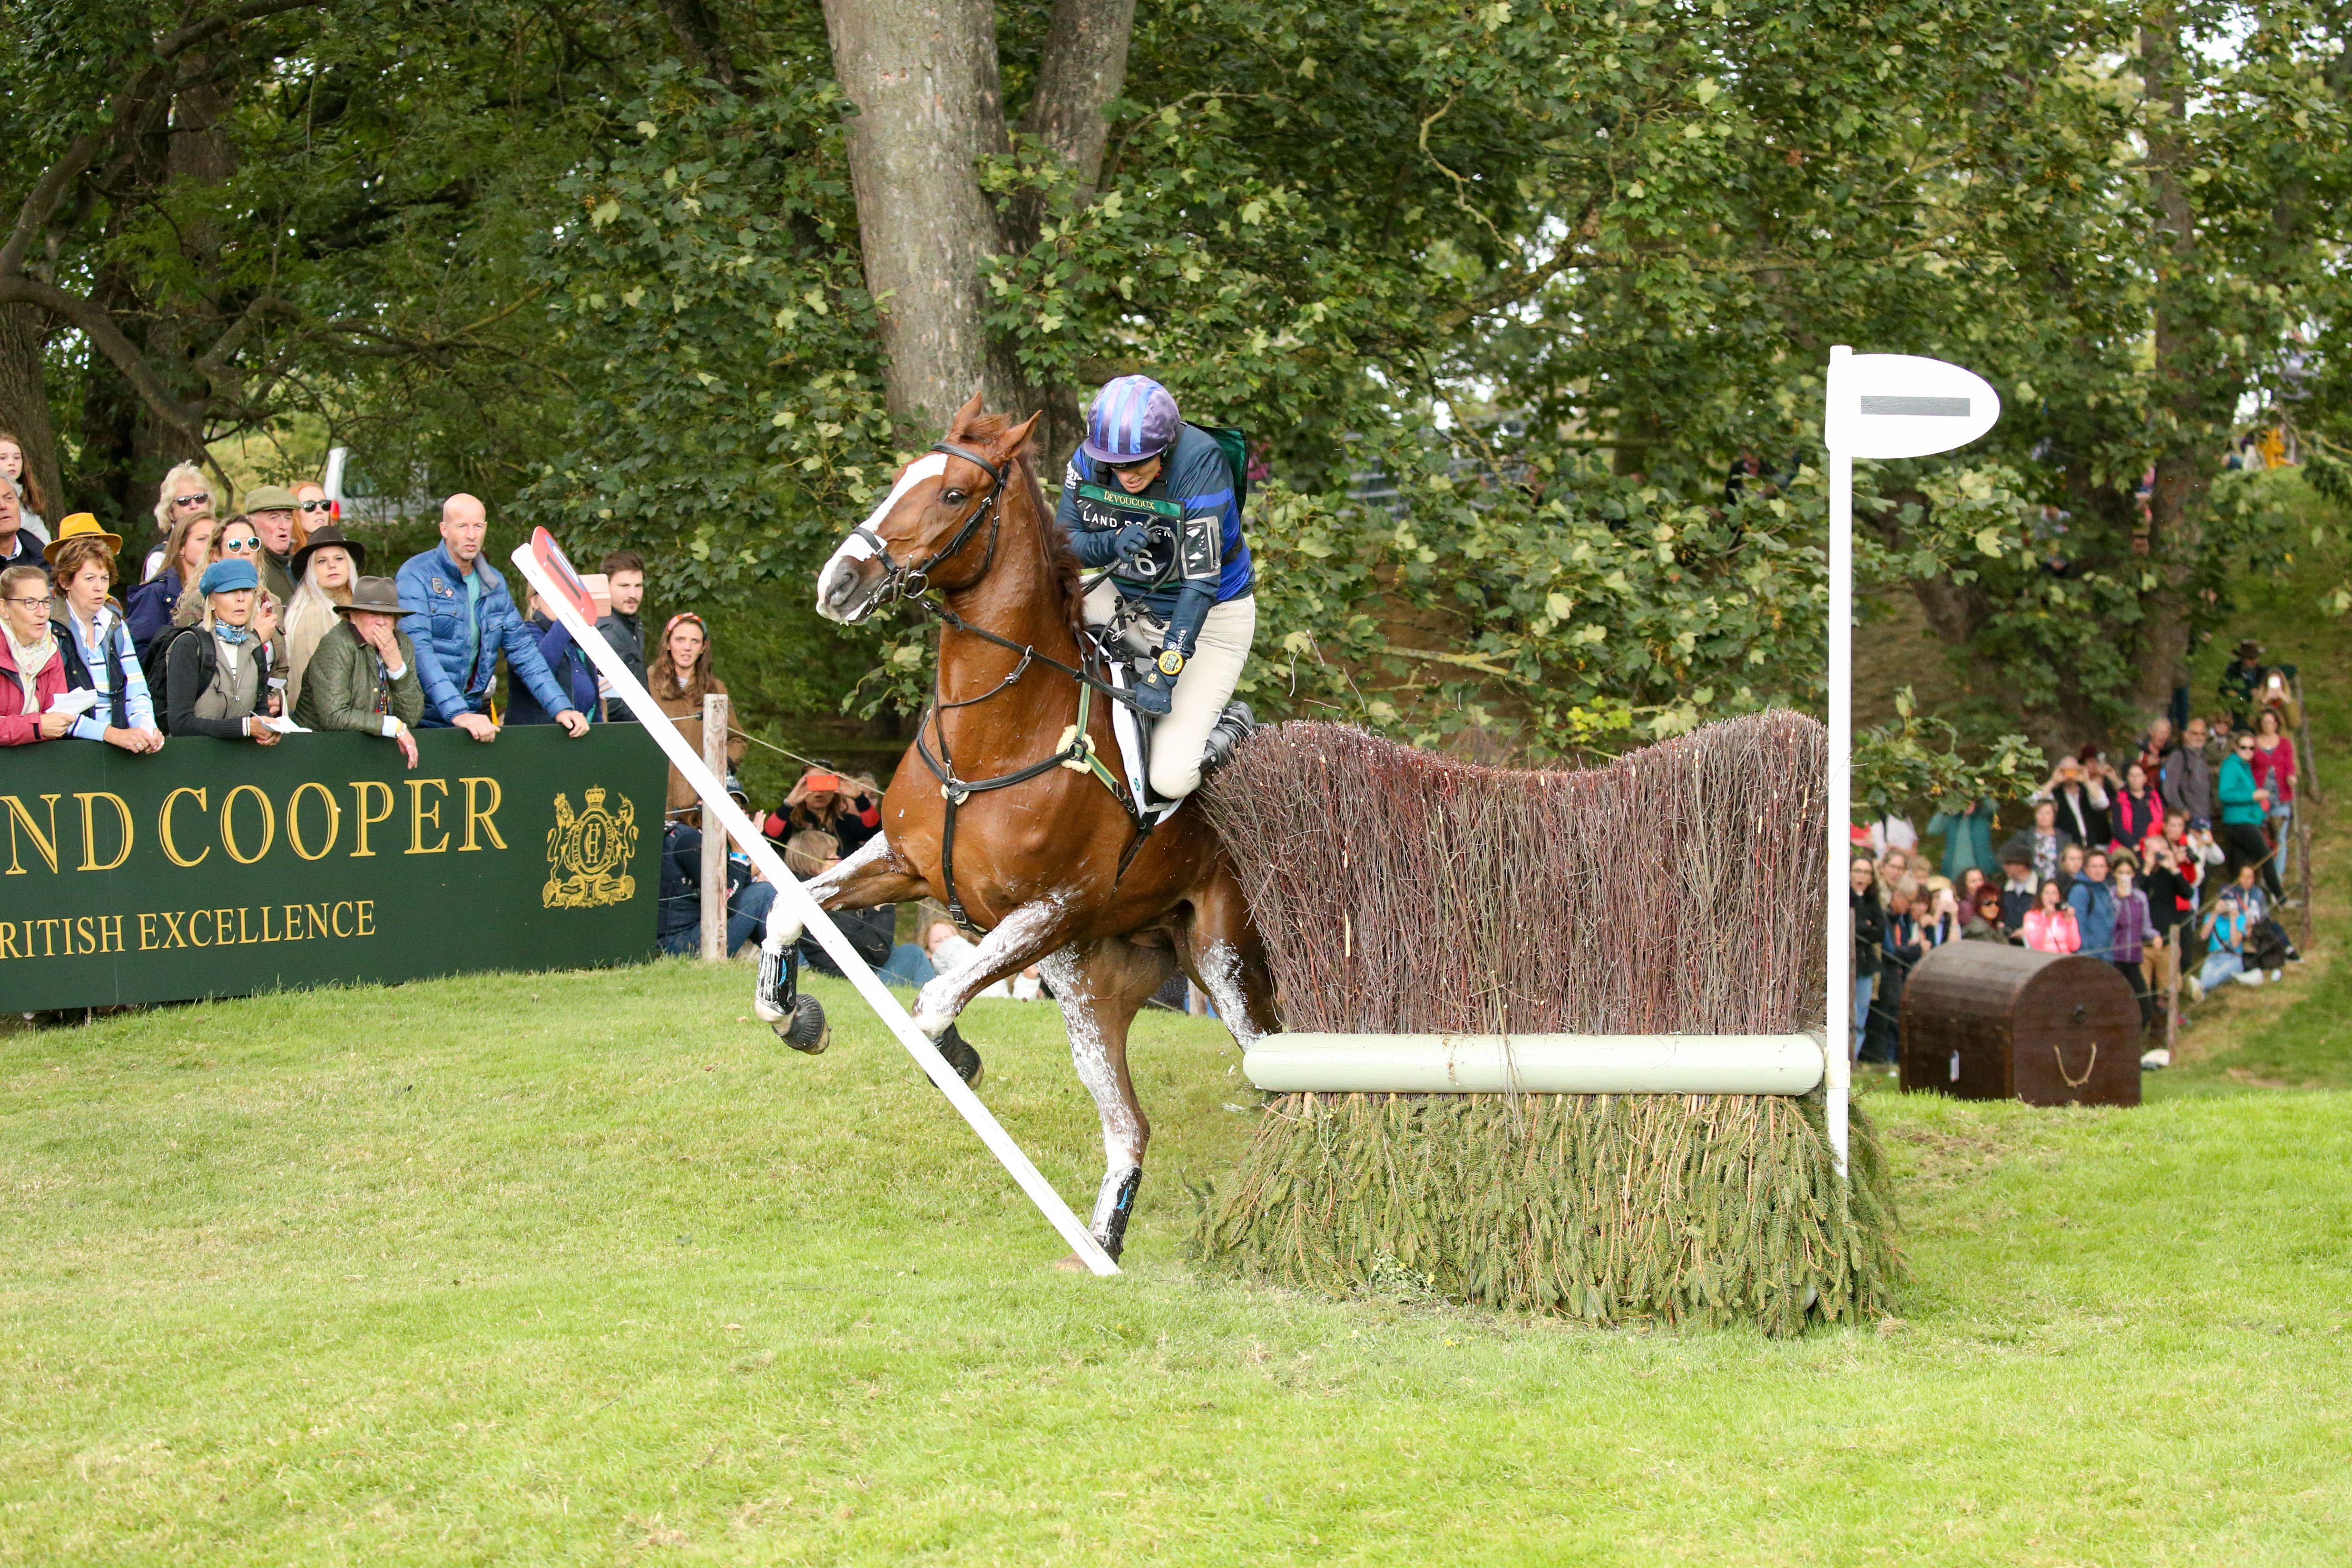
left=848, top=441, right=1155, bottom=927
left=847, top=441, right=1010, bottom=608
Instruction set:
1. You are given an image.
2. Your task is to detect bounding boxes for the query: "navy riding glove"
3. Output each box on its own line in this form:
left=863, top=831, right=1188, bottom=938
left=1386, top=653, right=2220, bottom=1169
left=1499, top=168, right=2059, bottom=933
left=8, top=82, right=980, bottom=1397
left=1134, top=666, right=1175, bottom=716
left=1112, top=521, right=1152, bottom=562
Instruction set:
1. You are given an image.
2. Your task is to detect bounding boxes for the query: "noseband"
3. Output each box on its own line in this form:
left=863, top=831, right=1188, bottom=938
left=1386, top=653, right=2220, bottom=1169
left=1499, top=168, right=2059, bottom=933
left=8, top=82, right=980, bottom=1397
left=848, top=441, right=1008, bottom=609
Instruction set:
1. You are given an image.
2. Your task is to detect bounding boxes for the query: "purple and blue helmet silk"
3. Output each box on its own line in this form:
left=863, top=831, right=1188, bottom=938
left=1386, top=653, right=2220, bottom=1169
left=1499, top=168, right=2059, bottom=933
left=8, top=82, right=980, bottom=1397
left=1082, top=376, right=1181, bottom=464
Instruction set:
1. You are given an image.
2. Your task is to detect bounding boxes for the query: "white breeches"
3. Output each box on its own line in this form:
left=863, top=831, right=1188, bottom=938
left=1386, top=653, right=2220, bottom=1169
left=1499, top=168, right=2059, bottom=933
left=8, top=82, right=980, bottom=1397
left=1084, top=583, right=1256, bottom=800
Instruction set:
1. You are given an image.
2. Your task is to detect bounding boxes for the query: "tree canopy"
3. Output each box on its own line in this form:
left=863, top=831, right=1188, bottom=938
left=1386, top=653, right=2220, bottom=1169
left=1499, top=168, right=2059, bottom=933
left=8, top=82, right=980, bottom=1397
left=3, top=0, right=2343, bottom=800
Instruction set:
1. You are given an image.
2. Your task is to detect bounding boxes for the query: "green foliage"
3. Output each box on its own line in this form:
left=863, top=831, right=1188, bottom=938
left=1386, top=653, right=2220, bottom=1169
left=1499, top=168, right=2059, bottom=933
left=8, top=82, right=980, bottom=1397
left=1195, top=1089, right=1900, bottom=1337
left=1854, top=687, right=2046, bottom=822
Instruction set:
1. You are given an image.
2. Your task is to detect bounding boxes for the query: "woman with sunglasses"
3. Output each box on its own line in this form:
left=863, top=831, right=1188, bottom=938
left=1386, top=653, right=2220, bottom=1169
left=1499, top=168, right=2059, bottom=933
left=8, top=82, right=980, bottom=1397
left=1054, top=374, right=1257, bottom=802
left=141, top=462, right=213, bottom=583
left=2215, top=728, right=2284, bottom=902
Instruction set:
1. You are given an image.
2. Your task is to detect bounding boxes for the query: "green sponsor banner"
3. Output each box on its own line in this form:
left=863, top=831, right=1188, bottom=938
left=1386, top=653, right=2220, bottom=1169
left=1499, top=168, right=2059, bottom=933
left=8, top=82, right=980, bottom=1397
left=0, top=725, right=666, bottom=1009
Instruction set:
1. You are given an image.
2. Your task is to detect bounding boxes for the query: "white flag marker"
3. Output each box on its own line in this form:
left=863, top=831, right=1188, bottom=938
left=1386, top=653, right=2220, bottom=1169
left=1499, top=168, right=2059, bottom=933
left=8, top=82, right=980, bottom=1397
left=1823, top=348, right=2001, bottom=1179
left=510, top=529, right=1120, bottom=1276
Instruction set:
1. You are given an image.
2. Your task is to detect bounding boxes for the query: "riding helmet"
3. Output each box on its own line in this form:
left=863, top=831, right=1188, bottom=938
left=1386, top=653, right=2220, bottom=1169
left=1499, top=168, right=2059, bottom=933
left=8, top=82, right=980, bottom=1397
left=1082, top=375, right=1181, bottom=465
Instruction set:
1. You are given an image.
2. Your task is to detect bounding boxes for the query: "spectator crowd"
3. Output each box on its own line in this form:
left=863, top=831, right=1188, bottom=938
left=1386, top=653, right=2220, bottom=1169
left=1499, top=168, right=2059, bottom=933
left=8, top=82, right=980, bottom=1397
left=1852, top=645, right=2306, bottom=1073
left=6, top=457, right=1069, bottom=1014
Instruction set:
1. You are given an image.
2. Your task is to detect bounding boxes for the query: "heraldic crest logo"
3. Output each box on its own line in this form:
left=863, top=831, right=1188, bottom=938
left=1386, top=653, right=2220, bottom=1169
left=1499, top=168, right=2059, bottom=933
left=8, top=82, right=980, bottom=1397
left=544, top=786, right=639, bottom=909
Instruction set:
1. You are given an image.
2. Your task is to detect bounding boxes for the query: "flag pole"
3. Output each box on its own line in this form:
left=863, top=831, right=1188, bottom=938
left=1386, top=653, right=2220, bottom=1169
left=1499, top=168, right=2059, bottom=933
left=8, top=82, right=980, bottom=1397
left=1825, top=345, right=1854, bottom=1181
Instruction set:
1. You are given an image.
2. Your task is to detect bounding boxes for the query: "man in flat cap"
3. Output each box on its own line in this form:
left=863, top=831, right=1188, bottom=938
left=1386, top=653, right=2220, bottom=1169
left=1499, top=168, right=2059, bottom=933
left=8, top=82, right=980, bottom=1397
left=242, top=483, right=301, bottom=603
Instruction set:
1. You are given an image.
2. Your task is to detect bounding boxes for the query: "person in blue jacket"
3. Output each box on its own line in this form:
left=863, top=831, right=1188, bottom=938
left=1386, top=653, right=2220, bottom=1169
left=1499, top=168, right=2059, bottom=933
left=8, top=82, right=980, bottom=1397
left=394, top=493, right=586, bottom=740
left=506, top=589, right=603, bottom=727
left=1054, top=374, right=1256, bottom=801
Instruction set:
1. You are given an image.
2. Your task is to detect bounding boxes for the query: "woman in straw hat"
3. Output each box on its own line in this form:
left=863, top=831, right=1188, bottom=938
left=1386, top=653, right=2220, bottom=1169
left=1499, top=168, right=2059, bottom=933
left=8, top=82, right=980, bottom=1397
left=46, top=514, right=164, bottom=753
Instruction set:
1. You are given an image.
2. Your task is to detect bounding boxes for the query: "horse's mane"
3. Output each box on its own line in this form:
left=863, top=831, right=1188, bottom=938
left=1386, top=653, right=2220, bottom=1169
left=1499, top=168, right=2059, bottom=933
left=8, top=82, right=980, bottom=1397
left=952, top=410, right=1086, bottom=645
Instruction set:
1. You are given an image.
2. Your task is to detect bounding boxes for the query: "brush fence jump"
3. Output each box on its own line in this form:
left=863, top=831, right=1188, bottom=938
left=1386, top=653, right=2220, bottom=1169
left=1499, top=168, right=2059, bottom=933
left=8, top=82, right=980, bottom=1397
left=1243, top=1034, right=1826, bottom=1096
left=1193, top=713, right=1899, bottom=1334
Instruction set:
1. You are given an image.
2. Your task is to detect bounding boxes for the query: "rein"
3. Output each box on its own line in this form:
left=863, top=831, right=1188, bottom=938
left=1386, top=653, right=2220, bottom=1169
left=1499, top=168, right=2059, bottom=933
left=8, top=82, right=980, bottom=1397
left=870, top=442, right=1154, bottom=926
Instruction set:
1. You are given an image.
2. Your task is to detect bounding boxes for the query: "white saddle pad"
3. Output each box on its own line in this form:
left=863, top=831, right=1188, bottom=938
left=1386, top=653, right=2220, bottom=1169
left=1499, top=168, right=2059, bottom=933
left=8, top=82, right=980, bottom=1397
left=1094, top=638, right=1183, bottom=826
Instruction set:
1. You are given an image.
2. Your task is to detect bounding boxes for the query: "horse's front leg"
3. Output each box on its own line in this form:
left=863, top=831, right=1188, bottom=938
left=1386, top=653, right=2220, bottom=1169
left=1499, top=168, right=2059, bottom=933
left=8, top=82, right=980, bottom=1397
left=908, top=897, right=1077, bottom=1042
left=753, top=831, right=927, bottom=1031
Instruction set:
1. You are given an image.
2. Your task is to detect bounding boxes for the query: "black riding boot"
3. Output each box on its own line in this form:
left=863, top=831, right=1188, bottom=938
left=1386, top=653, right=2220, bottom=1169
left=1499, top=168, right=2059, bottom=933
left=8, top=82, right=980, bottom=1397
left=1199, top=701, right=1259, bottom=776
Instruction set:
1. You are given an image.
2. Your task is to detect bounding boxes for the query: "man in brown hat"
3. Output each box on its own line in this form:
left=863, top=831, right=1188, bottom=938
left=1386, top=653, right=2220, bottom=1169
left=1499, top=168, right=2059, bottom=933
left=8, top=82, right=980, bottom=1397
left=2219, top=637, right=2278, bottom=731
left=242, top=483, right=301, bottom=603
left=293, top=573, right=424, bottom=768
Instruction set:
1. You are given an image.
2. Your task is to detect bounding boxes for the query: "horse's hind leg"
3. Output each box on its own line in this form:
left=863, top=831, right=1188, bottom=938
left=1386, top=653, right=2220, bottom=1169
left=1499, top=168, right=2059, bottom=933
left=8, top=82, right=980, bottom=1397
left=1180, top=867, right=1279, bottom=1048
left=1039, top=936, right=1176, bottom=1265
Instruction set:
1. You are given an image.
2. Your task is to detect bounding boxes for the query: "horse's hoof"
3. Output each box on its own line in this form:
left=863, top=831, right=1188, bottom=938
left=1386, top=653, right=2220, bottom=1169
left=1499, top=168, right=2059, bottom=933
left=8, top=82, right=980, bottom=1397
left=773, top=994, right=828, bottom=1054
left=934, top=1024, right=984, bottom=1088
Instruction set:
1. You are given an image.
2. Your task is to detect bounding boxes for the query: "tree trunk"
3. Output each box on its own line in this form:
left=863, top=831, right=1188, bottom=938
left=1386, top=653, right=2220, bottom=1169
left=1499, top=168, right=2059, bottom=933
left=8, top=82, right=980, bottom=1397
left=0, top=304, right=62, bottom=516
left=821, top=0, right=1021, bottom=435
left=2132, top=9, right=2219, bottom=718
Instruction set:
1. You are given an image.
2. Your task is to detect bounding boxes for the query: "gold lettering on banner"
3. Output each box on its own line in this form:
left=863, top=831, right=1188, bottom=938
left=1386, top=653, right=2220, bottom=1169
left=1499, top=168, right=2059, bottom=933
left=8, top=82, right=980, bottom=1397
left=349, top=781, right=393, bottom=858
left=406, top=779, right=450, bottom=854
left=287, top=782, right=340, bottom=861
left=220, top=784, right=276, bottom=865
left=459, top=776, right=506, bottom=851
left=544, top=786, right=638, bottom=908
left=75, top=793, right=133, bottom=872
left=3, top=794, right=63, bottom=875
left=7, top=903, right=382, bottom=961
left=160, top=787, right=210, bottom=867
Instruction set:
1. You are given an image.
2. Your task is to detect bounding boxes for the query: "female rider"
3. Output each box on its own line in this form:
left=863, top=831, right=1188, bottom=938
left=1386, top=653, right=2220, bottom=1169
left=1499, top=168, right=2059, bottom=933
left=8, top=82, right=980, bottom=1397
left=1054, top=375, right=1256, bottom=802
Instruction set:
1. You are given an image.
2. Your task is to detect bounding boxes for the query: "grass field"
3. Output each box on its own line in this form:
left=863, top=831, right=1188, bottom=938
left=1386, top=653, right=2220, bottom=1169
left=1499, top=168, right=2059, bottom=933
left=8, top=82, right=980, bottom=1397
left=5, top=959, right=2350, bottom=1566
left=9, top=475, right=2350, bottom=1564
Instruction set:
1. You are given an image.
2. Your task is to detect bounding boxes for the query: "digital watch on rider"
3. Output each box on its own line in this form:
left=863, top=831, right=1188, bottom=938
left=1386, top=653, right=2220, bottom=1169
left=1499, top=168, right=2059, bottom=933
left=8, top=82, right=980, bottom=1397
left=1156, top=649, right=1186, bottom=677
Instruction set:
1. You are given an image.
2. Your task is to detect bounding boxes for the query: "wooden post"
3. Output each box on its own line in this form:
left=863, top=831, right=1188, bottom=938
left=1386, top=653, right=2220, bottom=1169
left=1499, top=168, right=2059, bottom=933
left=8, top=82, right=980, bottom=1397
left=2298, top=804, right=2313, bottom=952
left=700, top=691, right=731, bottom=961
left=2293, top=673, right=2321, bottom=803
left=2165, top=946, right=2179, bottom=1059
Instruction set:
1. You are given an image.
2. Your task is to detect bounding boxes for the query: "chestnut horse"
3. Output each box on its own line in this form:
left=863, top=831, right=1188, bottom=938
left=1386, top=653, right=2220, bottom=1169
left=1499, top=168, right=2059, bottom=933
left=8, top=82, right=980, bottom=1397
left=759, top=394, right=1279, bottom=1264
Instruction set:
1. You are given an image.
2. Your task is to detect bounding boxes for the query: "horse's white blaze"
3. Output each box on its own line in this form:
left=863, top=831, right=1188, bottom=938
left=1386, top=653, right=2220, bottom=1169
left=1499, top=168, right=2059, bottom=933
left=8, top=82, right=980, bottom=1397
left=816, top=452, right=948, bottom=622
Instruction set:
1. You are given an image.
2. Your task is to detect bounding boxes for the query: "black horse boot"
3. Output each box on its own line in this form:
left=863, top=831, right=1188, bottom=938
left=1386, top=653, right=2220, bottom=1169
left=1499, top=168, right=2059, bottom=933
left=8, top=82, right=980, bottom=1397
left=757, top=945, right=829, bottom=1053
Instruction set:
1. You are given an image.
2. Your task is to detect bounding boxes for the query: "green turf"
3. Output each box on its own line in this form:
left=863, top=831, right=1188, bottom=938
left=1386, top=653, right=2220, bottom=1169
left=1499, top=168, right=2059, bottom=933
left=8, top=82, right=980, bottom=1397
left=5, top=962, right=2348, bottom=1566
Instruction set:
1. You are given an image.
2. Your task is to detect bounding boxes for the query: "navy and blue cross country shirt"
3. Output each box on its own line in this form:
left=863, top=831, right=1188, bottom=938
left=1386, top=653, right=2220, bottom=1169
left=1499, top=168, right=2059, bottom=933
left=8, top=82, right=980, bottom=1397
left=1055, top=423, right=1254, bottom=657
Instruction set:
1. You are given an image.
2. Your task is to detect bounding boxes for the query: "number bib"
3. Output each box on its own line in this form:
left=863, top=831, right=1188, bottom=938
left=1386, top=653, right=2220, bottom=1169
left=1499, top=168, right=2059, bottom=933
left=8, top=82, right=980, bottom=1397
left=1072, top=482, right=1217, bottom=588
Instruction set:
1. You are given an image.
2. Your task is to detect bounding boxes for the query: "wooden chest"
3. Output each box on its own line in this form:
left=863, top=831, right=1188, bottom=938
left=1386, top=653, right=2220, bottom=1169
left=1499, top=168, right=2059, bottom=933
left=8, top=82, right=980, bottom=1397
left=1898, top=943, right=2141, bottom=1107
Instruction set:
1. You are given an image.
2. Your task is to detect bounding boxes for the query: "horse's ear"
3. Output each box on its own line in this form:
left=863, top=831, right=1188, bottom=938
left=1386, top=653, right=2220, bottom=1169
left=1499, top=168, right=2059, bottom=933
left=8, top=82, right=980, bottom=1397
left=997, top=409, right=1043, bottom=461
left=947, top=387, right=988, bottom=439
